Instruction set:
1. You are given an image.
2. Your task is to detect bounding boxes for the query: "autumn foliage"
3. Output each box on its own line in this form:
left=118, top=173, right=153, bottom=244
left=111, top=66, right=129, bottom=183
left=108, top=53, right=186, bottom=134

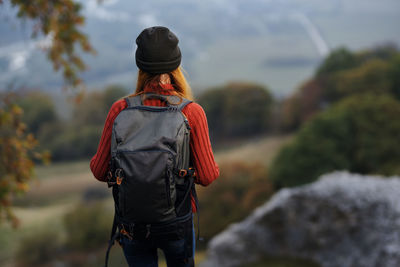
left=10, top=0, right=95, bottom=88
left=0, top=94, right=49, bottom=226
left=0, top=0, right=94, bottom=226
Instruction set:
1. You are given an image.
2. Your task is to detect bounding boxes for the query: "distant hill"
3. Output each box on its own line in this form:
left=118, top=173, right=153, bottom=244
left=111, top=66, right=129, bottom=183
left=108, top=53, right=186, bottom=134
left=1, top=0, right=400, bottom=95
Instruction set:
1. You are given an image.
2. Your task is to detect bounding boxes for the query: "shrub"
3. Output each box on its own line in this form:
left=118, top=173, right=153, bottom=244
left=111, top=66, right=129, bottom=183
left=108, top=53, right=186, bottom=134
left=197, top=82, right=274, bottom=141
left=64, top=201, right=112, bottom=250
left=270, top=94, right=400, bottom=188
left=328, top=58, right=393, bottom=101
left=45, top=125, right=102, bottom=161
left=16, top=226, right=63, bottom=266
left=316, top=47, right=359, bottom=77
left=17, top=91, right=58, bottom=135
left=197, top=161, right=274, bottom=242
left=280, top=79, right=325, bottom=132
left=72, top=85, right=128, bottom=128
left=282, top=45, right=400, bottom=132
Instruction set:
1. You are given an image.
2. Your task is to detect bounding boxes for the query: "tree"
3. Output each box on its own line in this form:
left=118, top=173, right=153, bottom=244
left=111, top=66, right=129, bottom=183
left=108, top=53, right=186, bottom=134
left=316, top=47, right=358, bottom=77
left=330, top=58, right=392, bottom=101
left=282, top=45, right=400, bottom=132
left=72, top=85, right=128, bottom=128
left=388, top=53, right=400, bottom=99
left=0, top=94, right=50, bottom=226
left=42, top=85, right=127, bottom=161
left=270, top=94, right=400, bottom=188
left=198, top=82, right=274, bottom=141
left=5, top=0, right=95, bottom=88
left=17, top=91, right=58, bottom=136
left=0, top=0, right=94, bottom=226
left=280, top=79, right=325, bottom=132
left=198, top=161, right=273, bottom=242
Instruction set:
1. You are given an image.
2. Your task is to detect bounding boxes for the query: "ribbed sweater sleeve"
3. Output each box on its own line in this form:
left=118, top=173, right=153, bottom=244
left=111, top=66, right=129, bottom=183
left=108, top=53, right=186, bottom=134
left=182, top=103, right=219, bottom=186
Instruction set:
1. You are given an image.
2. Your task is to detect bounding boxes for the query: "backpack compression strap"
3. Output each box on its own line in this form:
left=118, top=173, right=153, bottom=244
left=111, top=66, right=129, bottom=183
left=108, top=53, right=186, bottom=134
left=104, top=184, right=121, bottom=267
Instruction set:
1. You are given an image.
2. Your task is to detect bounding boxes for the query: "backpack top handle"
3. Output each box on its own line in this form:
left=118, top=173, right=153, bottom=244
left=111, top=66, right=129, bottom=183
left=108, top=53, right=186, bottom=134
left=141, top=93, right=183, bottom=106
left=124, top=93, right=192, bottom=112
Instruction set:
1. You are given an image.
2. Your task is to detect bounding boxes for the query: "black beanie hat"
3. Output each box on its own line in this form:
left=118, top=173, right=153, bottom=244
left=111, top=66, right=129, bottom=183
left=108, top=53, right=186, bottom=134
left=135, top=26, right=181, bottom=74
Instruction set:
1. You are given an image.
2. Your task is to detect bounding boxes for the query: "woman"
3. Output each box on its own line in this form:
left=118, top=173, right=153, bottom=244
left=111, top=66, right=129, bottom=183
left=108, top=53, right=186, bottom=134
left=90, top=26, right=219, bottom=267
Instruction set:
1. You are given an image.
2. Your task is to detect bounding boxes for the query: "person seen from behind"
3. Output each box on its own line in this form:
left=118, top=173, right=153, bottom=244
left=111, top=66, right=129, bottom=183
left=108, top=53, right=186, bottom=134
left=90, top=26, right=220, bottom=267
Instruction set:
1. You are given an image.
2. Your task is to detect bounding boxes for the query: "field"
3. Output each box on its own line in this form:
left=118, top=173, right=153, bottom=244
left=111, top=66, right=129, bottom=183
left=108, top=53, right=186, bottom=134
left=0, top=135, right=292, bottom=267
left=215, top=135, right=292, bottom=167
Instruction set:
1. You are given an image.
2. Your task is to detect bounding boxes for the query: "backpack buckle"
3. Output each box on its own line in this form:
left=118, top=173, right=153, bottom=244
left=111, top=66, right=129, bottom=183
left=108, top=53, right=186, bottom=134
left=107, top=170, right=116, bottom=187
left=179, top=169, right=188, bottom=177
left=120, top=226, right=133, bottom=240
left=188, top=167, right=196, bottom=177
left=115, top=169, right=124, bottom=185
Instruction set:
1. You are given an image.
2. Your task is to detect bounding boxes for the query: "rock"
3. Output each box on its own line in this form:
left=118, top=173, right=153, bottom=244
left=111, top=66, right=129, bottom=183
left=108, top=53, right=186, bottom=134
left=201, top=172, right=400, bottom=267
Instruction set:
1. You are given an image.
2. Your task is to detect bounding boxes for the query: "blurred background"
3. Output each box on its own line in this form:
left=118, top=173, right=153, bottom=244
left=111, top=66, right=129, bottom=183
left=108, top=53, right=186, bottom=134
left=1, top=0, right=400, bottom=266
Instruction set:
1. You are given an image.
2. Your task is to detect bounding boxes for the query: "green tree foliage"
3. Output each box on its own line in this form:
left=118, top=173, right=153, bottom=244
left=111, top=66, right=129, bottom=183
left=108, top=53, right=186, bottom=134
left=73, top=85, right=127, bottom=128
left=15, top=201, right=111, bottom=266
left=47, top=125, right=102, bottom=161
left=197, top=82, right=274, bottom=141
left=316, top=47, right=358, bottom=76
left=17, top=91, right=58, bottom=135
left=333, top=59, right=392, bottom=99
left=103, top=85, right=128, bottom=110
left=282, top=45, right=400, bottom=131
left=42, top=85, right=127, bottom=161
left=64, top=201, right=111, bottom=250
left=316, top=45, right=398, bottom=78
left=198, top=161, right=274, bottom=242
left=388, top=53, right=400, bottom=99
left=0, top=0, right=94, bottom=225
left=270, top=94, right=400, bottom=188
left=3, top=86, right=127, bottom=163
left=16, top=226, right=63, bottom=267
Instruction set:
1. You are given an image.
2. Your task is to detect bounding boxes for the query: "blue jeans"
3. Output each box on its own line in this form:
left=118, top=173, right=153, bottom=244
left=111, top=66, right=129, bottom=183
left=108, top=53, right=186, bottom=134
left=120, top=223, right=195, bottom=267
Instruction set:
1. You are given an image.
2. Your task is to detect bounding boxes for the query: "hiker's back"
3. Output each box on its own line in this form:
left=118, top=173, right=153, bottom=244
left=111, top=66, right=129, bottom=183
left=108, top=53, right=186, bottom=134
left=90, top=26, right=219, bottom=267
left=110, top=94, right=195, bottom=235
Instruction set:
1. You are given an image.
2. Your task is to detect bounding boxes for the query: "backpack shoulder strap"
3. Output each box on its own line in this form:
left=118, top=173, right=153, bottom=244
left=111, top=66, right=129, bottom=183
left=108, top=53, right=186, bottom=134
left=125, top=95, right=142, bottom=108
left=177, top=98, right=192, bottom=111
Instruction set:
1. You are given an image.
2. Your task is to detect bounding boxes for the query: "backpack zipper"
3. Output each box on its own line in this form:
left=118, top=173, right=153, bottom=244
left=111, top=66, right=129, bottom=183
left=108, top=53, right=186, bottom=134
left=117, top=149, right=176, bottom=167
left=125, top=106, right=170, bottom=112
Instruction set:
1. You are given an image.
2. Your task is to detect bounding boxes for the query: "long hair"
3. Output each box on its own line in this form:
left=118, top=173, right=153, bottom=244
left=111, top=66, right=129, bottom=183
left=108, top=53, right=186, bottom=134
left=134, top=66, right=194, bottom=100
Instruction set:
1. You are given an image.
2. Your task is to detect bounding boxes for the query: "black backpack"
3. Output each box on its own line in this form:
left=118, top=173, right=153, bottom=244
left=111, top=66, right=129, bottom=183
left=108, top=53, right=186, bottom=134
left=104, top=93, right=198, bottom=266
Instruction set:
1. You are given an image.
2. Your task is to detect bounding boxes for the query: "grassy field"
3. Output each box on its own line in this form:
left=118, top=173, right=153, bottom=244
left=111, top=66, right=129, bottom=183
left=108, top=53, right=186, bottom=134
left=215, top=135, right=292, bottom=167
left=0, top=135, right=292, bottom=267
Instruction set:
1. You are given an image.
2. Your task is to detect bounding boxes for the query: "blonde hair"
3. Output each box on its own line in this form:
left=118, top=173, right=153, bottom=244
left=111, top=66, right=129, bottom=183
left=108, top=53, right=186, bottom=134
left=133, top=66, right=194, bottom=101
